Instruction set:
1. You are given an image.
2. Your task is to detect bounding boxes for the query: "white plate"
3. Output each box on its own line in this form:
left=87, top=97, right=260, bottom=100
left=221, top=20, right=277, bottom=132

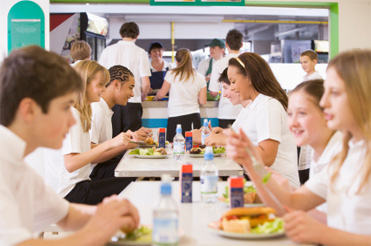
left=189, top=153, right=224, bottom=158
left=208, top=221, right=285, bottom=239
left=133, top=155, right=168, bottom=159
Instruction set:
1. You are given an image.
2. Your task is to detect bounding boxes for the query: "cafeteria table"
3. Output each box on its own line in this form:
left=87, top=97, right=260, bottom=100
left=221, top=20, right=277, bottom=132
left=115, top=181, right=311, bottom=246
left=115, top=151, right=244, bottom=178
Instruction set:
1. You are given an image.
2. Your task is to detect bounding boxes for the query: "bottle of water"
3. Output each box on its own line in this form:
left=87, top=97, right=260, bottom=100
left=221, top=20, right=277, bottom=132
left=201, top=119, right=210, bottom=145
left=200, top=146, right=218, bottom=203
left=173, top=124, right=185, bottom=160
left=153, top=174, right=179, bottom=246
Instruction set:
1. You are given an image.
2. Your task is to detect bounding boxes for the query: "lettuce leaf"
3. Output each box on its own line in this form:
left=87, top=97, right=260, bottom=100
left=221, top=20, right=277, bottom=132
left=251, top=218, right=285, bottom=234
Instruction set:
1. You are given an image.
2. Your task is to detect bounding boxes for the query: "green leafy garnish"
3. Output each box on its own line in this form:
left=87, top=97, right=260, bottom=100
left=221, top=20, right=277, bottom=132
left=251, top=218, right=284, bottom=234
left=125, top=225, right=152, bottom=241
left=129, top=149, right=140, bottom=155
left=213, top=147, right=226, bottom=154
left=262, top=172, right=272, bottom=184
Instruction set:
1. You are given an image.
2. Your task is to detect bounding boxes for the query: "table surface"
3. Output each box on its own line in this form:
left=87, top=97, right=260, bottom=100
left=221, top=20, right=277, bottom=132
left=116, top=181, right=308, bottom=246
left=115, top=152, right=244, bottom=178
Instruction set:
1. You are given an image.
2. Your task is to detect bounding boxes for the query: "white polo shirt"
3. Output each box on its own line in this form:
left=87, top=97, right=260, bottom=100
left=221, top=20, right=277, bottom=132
left=165, top=70, right=206, bottom=117
left=90, top=98, right=113, bottom=144
left=303, top=71, right=323, bottom=82
left=0, top=125, right=69, bottom=245
left=99, top=40, right=151, bottom=103
left=241, top=94, right=300, bottom=188
left=197, top=57, right=216, bottom=76
left=45, top=107, right=92, bottom=197
left=231, top=105, right=249, bottom=131
left=209, top=53, right=243, bottom=120
left=305, top=139, right=371, bottom=234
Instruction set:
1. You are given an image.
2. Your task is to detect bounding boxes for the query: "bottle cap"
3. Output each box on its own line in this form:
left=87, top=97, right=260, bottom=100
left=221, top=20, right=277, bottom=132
left=203, top=119, right=208, bottom=127
left=204, top=146, right=214, bottom=160
left=176, top=124, right=182, bottom=133
left=181, top=164, right=193, bottom=173
left=159, top=128, right=166, bottom=133
left=229, top=176, right=244, bottom=188
left=185, top=131, right=192, bottom=137
left=161, top=173, right=172, bottom=182
left=160, top=182, right=172, bottom=195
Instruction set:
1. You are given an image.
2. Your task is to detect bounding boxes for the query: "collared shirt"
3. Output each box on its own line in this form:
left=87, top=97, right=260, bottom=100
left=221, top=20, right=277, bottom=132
left=197, top=57, right=216, bottom=76
left=150, top=60, right=175, bottom=72
left=45, top=107, right=91, bottom=197
left=306, top=139, right=371, bottom=234
left=90, top=98, right=114, bottom=144
left=0, top=125, right=69, bottom=245
left=209, top=53, right=243, bottom=119
left=303, top=71, right=323, bottom=82
left=99, top=40, right=151, bottom=103
left=241, top=94, right=300, bottom=188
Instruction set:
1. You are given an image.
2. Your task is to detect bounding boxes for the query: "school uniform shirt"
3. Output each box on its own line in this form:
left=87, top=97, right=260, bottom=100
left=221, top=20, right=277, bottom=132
left=45, top=107, right=91, bottom=197
left=303, top=71, right=323, bottom=82
left=150, top=60, right=175, bottom=72
left=231, top=105, right=249, bottom=131
left=241, top=94, right=300, bottom=188
left=197, top=57, right=216, bottom=76
left=305, top=139, right=371, bottom=235
left=165, top=70, right=206, bottom=117
left=0, top=125, right=69, bottom=245
left=90, top=98, right=113, bottom=144
left=308, top=131, right=342, bottom=213
left=99, top=40, right=151, bottom=103
left=298, top=145, right=313, bottom=171
left=209, top=53, right=243, bottom=120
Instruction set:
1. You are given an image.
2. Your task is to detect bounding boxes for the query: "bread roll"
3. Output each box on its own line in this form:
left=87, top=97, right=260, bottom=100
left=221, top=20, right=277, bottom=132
left=222, top=218, right=251, bottom=233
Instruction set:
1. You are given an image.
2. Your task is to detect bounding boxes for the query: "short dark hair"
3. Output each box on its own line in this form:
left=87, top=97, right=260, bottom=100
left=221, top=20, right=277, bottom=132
left=0, top=45, right=83, bottom=126
left=119, top=22, right=139, bottom=39
left=218, top=68, right=230, bottom=85
left=107, top=65, right=134, bottom=87
left=226, top=29, right=243, bottom=51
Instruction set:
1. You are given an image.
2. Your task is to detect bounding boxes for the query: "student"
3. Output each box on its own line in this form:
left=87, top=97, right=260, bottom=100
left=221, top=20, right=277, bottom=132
left=99, top=22, right=151, bottom=133
left=155, top=48, right=207, bottom=141
left=90, top=65, right=152, bottom=180
left=208, top=29, right=243, bottom=128
left=192, top=68, right=250, bottom=146
left=148, top=41, right=175, bottom=91
left=227, top=52, right=300, bottom=188
left=45, top=60, right=133, bottom=205
left=300, top=50, right=323, bottom=81
left=226, top=49, right=371, bottom=245
left=0, top=45, right=139, bottom=245
left=70, top=40, right=91, bottom=64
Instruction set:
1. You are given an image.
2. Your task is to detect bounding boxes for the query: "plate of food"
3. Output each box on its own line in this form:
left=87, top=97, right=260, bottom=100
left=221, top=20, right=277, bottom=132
left=208, top=207, right=285, bottom=239
left=189, top=146, right=226, bottom=158
left=109, top=225, right=152, bottom=245
left=129, top=147, right=168, bottom=159
left=219, top=180, right=264, bottom=207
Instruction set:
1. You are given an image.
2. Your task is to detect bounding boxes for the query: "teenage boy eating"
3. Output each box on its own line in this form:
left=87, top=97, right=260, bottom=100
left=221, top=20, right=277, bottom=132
left=0, top=45, right=139, bottom=245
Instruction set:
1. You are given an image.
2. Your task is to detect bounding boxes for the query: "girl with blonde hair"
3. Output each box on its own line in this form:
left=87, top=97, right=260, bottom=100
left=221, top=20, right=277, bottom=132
left=226, top=49, right=371, bottom=245
left=156, top=48, right=207, bottom=141
left=45, top=60, right=133, bottom=205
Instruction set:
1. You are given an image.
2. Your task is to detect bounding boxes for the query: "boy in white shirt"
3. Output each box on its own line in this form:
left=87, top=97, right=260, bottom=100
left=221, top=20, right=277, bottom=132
left=90, top=65, right=151, bottom=180
left=300, top=50, right=323, bottom=81
left=0, top=45, right=139, bottom=245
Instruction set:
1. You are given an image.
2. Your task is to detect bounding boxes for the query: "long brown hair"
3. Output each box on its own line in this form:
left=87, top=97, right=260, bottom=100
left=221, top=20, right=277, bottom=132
left=73, top=60, right=110, bottom=132
left=171, top=48, right=195, bottom=82
left=229, top=52, right=288, bottom=110
left=327, top=49, right=371, bottom=193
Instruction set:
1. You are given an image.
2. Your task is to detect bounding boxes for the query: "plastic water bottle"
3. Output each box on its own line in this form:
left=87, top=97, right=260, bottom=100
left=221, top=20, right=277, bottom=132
left=200, top=146, right=218, bottom=203
left=153, top=174, right=179, bottom=246
left=173, top=124, right=185, bottom=160
left=201, top=119, right=210, bottom=145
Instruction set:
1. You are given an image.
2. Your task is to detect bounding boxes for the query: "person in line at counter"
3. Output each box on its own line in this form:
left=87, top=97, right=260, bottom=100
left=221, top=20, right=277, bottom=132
left=227, top=52, right=300, bottom=188
left=226, top=49, right=371, bottom=246
left=197, top=38, right=225, bottom=100
left=156, top=48, right=207, bottom=141
left=99, top=22, right=151, bottom=133
left=90, top=65, right=152, bottom=181
left=70, top=40, right=91, bottom=65
left=208, top=29, right=244, bottom=128
left=192, top=67, right=250, bottom=146
left=0, top=46, right=139, bottom=245
left=45, top=60, right=134, bottom=205
left=148, top=41, right=175, bottom=94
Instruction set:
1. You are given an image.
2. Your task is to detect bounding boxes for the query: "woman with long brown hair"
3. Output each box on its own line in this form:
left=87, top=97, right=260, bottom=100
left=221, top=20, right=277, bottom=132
left=227, top=52, right=300, bottom=187
left=156, top=48, right=207, bottom=141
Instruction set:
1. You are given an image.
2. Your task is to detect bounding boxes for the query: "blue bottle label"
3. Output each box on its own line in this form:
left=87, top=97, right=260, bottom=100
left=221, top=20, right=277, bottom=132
left=185, top=136, right=192, bottom=152
left=230, top=187, right=244, bottom=208
left=159, top=132, right=166, bottom=148
left=181, top=173, right=192, bottom=203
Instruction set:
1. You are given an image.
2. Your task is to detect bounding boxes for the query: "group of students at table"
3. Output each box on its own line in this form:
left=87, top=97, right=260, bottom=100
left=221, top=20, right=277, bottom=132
left=1, top=44, right=371, bottom=245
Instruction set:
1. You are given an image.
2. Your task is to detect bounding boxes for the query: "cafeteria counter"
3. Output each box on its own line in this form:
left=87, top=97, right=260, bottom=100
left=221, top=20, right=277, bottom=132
left=142, top=101, right=219, bottom=128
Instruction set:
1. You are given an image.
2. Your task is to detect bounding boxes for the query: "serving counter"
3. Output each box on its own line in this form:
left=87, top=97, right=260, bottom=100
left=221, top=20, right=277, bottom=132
left=142, top=101, right=219, bottom=128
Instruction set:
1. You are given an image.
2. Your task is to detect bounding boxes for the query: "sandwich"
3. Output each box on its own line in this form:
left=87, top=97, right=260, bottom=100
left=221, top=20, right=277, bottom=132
left=220, top=207, right=276, bottom=233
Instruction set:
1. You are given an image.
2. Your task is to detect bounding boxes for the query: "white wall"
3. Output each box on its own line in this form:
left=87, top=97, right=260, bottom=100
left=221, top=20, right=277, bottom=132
left=0, top=0, right=50, bottom=61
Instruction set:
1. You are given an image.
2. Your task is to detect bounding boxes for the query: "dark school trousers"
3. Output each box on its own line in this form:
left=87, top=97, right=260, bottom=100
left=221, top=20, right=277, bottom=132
left=218, top=119, right=236, bottom=129
left=90, top=155, right=125, bottom=181
left=112, top=102, right=142, bottom=138
left=64, top=177, right=135, bottom=205
left=166, top=113, right=201, bottom=142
